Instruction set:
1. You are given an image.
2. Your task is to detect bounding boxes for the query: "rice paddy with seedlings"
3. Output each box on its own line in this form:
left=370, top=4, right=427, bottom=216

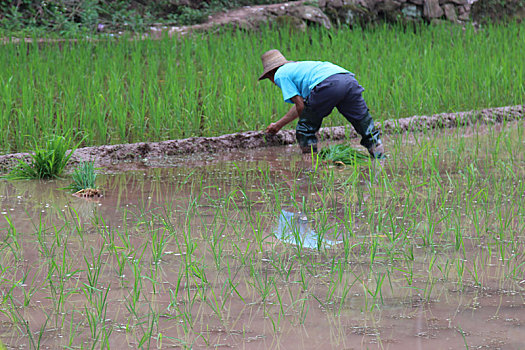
left=1, top=22, right=524, bottom=153
left=1, top=18, right=524, bottom=350
left=0, top=119, right=523, bottom=349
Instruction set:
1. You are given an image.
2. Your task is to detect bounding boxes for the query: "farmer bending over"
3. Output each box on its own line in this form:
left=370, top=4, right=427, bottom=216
left=259, top=49, right=384, bottom=158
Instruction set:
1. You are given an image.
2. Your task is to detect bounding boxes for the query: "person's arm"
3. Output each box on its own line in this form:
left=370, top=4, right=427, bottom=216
left=266, top=95, right=305, bottom=134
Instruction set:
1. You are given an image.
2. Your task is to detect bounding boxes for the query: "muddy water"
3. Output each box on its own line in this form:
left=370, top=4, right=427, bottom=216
left=0, top=122, right=524, bottom=349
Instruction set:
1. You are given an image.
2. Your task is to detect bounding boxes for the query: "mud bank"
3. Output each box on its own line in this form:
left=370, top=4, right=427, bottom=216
left=0, top=105, right=522, bottom=172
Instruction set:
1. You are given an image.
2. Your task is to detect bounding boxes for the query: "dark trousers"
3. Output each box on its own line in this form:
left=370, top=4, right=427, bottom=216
left=296, top=73, right=381, bottom=152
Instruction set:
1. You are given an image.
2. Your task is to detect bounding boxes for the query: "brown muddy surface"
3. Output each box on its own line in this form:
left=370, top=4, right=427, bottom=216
left=0, top=105, right=522, bottom=174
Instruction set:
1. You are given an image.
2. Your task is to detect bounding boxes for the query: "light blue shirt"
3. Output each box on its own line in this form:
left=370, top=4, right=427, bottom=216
left=274, top=61, right=351, bottom=103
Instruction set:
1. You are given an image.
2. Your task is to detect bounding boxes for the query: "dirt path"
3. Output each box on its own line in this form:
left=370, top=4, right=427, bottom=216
left=0, top=105, right=522, bottom=173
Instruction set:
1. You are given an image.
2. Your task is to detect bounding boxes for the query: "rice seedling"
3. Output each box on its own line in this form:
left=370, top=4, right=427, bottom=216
left=66, top=161, right=97, bottom=193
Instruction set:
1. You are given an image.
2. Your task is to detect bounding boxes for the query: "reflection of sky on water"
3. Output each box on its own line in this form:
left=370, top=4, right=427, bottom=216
left=274, top=210, right=342, bottom=249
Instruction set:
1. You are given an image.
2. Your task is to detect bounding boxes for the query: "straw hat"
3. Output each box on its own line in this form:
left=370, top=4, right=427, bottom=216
left=258, top=49, right=291, bottom=81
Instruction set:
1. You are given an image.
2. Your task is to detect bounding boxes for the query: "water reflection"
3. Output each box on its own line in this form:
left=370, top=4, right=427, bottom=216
left=274, top=210, right=342, bottom=249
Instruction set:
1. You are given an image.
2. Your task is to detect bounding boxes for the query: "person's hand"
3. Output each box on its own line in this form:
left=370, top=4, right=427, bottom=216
left=265, top=122, right=281, bottom=135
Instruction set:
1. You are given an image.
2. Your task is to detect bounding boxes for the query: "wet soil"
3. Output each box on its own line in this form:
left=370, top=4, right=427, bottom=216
left=0, top=105, right=522, bottom=174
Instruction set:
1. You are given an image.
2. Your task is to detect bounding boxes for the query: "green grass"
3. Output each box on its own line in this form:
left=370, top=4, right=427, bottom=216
left=0, top=22, right=523, bottom=153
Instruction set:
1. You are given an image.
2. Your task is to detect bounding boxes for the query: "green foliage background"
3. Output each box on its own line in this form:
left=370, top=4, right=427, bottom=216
left=0, top=0, right=284, bottom=34
left=3, top=0, right=525, bottom=35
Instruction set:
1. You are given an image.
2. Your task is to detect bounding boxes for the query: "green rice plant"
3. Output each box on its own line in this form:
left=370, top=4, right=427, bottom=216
left=83, top=284, right=111, bottom=348
left=66, top=161, right=97, bottom=192
left=318, top=143, right=370, bottom=166
left=4, top=135, right=78, bottom=179
left=6, top=296, right=51, bottom=349
left=1, top=23, right=524, bottom=153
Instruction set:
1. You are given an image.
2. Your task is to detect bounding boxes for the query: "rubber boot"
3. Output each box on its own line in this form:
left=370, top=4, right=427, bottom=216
left=349, top=111, right=384, bottom=159
left=296, top=105, right=322, bottom=154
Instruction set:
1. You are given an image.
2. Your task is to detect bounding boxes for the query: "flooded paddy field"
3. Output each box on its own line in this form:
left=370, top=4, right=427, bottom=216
left=0, top=121, right=524, bottom=349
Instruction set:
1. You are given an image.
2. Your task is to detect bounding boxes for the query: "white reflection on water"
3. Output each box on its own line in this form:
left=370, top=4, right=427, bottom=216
left=274, top=210, right=342, bottom=249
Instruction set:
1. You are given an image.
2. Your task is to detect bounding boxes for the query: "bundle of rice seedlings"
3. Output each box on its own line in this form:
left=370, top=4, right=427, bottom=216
left=318, top=144, right=370, bottom=166
left=67, top=161, right=98, bottom=195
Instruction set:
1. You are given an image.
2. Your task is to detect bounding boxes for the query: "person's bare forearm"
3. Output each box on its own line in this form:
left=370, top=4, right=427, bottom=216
left=272, top=95, right=305, bottom=129
left=265, top=95, right=305, bottom=134
left=275, top=105, right=299, bottom=129
left=266, top=106, right=299, bottom=134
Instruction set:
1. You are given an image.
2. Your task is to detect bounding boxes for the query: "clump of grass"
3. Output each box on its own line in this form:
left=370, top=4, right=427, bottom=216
left=67, top=161, right=97, bottom=192
left=4, top=135, right=78, bottom=180
left=318, top=144, right=369, bottom=166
